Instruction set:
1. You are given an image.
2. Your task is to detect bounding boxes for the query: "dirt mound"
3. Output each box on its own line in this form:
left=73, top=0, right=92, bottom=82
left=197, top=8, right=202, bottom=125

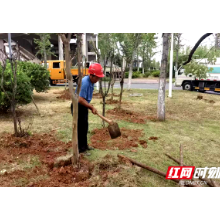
left=90, top=127, right=146, bottom=150
left=92, top=93, right=102, bottom=98
left=106, top=108, right=146, bottom=124
left=56, top=90, right=71, bottom=100
left=197, top=95, right=203, bottom=100
left=93, top=93, right=120, bottom=99
left=196, top=95, right=215, bottom=104
left=149, top=136, right=158, bottom=141
left=0, top=132, right=126, bottom=187
left=32, top=157, right=94, bottom=187
left=0, top=132, right=71, bottom=165
left=139, top=140, right=148, bottom=148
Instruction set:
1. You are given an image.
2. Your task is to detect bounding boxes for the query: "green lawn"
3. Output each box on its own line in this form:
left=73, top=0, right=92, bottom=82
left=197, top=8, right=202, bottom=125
left=56, top=88, right=220, bottom=186
left=1, top=87, right=220, bottom=186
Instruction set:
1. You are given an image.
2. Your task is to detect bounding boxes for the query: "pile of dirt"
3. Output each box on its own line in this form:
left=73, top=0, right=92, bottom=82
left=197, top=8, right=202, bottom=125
left=197, top=95, right=203, bottom=100
left=101, top=99, right=124, bottom=105
left=92, top=93, right=102, bottom=98
left=0, top=133, right=93, bottom=187
left=204, top=99, right=215, bottom=104
left=31, top=157, right=94, bottom=187
left=196, top=95, right=215, bottom=104
left=149, top=136, right=158, bottom=141
left=90, top=127, right=147, bottom=150
left=56, top=90, right=71, bottom=100
left=106, top=108, right=146, bottom=124
left=0, top=132, right=71, bottom=167
left=0, top=132, right=137, bottom=187
left=93, top=93, right=120, bottom=99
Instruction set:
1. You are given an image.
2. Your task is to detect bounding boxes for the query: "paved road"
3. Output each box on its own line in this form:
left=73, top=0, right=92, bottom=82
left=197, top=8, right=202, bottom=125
left=54, top=81, right=182, bottom=90
left=52, top=80, right=219, bottom=95
left=113, top=82, right=182, bottom=90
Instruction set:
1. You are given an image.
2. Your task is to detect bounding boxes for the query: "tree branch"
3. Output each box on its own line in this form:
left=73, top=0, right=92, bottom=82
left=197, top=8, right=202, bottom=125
left=182, top=33, right=212, bottom=65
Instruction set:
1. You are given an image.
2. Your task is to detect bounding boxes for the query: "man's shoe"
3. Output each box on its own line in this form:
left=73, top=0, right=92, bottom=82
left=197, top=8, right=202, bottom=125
left=79, top=148, right=87, bottom=153
left=86, top=146, right=94, bottom=151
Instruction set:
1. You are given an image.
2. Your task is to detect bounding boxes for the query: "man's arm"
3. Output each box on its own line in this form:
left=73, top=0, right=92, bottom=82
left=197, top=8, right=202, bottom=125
left=78, top=96, right=97, bottom=114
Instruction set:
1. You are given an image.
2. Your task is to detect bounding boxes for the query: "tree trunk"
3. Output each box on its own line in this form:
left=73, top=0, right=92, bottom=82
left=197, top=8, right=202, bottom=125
left=137, top=48, right=139, bottom=72
left=102, top=96, right=105, bottom=127
left=119, top=58, right=126, bottom=109
left=11, top=100, right=18, bottom=136
left=110, top=57, right=114, bottom=101
left=61, top=33, right=81, bottom=166
left=127, top=51, right=135, bottom=90
left=175, top=35, right=180, bottom=78
left=41, top=35, right=47, bottom=69
left=157, top=33, right=170, bottom=121
left=11, top=63, right=18, bottom=136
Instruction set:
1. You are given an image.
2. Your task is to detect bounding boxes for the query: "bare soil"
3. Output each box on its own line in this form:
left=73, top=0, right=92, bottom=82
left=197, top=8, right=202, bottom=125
left=106, top=108, right=146, bottom=124
left=90, top=127, right=147, bottom=150
left=55, top=90, right=71, bottom=100
left=0, top=132, right=127, bottom=187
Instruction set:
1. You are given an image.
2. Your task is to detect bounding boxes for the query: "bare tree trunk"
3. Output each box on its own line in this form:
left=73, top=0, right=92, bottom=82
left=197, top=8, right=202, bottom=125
left=157, top=33, right=170, bottom=121
left=10, top=61, right=18, bottom=136
left=119, top=58, right=126, bottom=109
left=127, top=51, right=135, bottom=90
left=110, top=57, right=114, bottom=101
left=60, top=33, right=82, bottom=166
left=175, top=34, right=180, bottom=78
left=137, top=48, right=139, bottom=72
left=102, top=96, right=105, bottom=127
left=31, top=94, right=40, bottom=115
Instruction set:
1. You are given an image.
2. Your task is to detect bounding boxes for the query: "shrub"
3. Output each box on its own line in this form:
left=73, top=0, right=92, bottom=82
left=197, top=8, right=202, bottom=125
left=132, top=71, right=141, bottom=78
left=143, top=72, right=151, bottom=78
left=0, top=61, right=33, bottom=112
left=0, top=61, right=50, bottom=112
left=124, top=71, right=142, bottom=79
left=151, top=70, right=160, bottom=77
left=19, top=62, right=50, bottom=93
left=124, top=72, right=129, bottom=78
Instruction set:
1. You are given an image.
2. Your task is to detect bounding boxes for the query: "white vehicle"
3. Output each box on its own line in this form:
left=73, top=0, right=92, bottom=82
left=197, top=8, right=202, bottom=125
left=174, top=58, right=220, bottom=92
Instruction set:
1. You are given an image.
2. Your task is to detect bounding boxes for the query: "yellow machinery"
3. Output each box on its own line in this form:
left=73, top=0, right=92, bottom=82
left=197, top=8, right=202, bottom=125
left=44, top=60, right=89, bottom=85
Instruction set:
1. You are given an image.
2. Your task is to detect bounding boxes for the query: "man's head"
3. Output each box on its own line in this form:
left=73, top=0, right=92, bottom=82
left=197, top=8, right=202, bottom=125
left=88, top=63, right=104, bottom=83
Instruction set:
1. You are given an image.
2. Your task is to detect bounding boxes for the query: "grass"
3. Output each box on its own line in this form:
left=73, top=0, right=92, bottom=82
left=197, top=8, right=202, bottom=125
left=1, top=86, right=220, bottom=186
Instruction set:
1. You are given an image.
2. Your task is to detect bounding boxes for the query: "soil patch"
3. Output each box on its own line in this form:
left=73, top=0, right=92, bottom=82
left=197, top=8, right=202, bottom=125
left=90, top=127, right=146, bottom=150
left=196, top=95, right=215, bottom=104
left=0, top=132, right=128, bottom=187
left=149, top=136, right=158, bottom=141
left=56, top=90, right=71, bottom=100
left=139, top=140, right=148, bottom=148
left=101, top=99, right=127, bottom=105
left=106, top=108, right=146, bottom=124
left=93, top=93, right=120, bottom=99
left=197, top=95, right=203, bottom=100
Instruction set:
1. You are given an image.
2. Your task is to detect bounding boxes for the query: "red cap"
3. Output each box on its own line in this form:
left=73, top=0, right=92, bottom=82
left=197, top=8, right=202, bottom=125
left=88, top=63, right=105, bottom=77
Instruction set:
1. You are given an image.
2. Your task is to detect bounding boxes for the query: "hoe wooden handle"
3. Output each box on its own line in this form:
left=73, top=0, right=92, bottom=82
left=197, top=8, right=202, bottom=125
left=96, top=112, right=113, bottom=124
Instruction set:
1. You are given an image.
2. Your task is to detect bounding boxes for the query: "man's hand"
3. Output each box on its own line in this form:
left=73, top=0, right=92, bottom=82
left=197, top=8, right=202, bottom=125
left=91, top=106, right=98, bottom=115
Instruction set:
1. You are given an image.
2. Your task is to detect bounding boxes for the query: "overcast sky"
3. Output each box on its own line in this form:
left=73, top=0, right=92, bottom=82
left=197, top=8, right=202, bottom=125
left=154, top=33, right=216, bottom=62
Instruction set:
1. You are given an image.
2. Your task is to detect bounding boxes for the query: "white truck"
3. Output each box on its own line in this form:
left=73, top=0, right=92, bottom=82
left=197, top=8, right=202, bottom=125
left=174, top=58, right=220, bottom=93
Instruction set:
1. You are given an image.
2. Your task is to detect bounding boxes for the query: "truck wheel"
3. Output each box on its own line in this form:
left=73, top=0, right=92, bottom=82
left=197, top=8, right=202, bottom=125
left=72, top=76, right=78, bottom=85
left=49, top=78, right=55, bottom=86
left=182, top=82, right=192, bottom=91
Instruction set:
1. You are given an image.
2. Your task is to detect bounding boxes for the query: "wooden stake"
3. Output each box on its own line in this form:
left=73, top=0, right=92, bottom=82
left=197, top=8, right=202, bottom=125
left=179, top=144, right=184, bottom=187
left=118, top=154, right=200, bottom=187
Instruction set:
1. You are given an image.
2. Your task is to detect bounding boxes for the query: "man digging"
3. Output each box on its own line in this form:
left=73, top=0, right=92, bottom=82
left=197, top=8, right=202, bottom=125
left=71, top=63, right=104, bottom=155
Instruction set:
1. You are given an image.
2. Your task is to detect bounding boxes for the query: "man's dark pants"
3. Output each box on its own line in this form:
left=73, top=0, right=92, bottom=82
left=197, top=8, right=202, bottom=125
left=71, top=103, right=88, bottom=152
